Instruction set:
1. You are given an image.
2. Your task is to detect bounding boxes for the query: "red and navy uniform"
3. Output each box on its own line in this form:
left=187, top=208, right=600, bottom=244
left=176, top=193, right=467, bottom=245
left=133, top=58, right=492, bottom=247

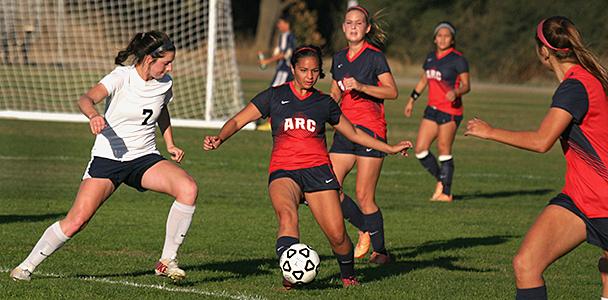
left=331, top=41, right=391, bottom=139
left=251, top=81, right=342, bottom=174
left=549, top=65, right=608, bottom=219
left=423, top=48, right=469, bottom=116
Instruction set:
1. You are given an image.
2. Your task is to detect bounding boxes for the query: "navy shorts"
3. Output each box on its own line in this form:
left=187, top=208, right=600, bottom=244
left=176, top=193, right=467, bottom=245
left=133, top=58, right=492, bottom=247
left=269, top=164, right=340, bottom=193
left=423, top=105, right=463, bottom=127
left=83, top=153, right=165, bottom=192
left=329, top=124, right=387, bottom=158
left=550, top=193, right=608, bottom=250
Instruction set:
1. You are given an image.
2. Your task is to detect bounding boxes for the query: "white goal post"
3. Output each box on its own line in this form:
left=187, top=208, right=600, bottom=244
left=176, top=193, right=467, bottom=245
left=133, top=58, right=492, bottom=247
left=0, top=0, right=251, bottom=129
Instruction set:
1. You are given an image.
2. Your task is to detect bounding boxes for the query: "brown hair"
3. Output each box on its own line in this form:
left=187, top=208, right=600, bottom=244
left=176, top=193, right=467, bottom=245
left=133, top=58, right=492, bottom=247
left=536, top=16, right=608, bottom=91
left=114, top=31, right=175, bottom=66
left=346, top=6, right=387, bottom=50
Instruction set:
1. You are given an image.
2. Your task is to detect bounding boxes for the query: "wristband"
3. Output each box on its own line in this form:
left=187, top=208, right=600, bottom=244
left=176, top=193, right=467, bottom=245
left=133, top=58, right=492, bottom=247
left=410, top=89, right=420, bottom=101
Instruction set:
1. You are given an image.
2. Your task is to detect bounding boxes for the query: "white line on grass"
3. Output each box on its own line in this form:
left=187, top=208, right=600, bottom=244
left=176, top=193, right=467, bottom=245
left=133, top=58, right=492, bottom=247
left=1, top=267, right=265, bottom=300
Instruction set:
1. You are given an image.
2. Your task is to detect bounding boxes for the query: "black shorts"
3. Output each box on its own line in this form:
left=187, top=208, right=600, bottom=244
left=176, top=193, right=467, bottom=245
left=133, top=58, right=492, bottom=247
left=423, top=105, right=463, bottom=127
left=329, top=124, right=387, bottom=158
left=83, top=153, right=165, bottom=192
left=269, top=164, right=340, bottom=193
left=549, top=193, right=608, bottom=250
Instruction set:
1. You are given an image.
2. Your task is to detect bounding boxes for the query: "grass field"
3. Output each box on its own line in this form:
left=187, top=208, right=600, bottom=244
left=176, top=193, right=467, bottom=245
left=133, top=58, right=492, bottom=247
left=0, top=76, right=603, bottom=299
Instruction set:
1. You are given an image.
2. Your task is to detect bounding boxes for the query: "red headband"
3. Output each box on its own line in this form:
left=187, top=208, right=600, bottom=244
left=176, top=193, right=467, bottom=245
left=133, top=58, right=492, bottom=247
left=295, top=47, right=317, bottom=54
left=536, top=19, right=569, bottom=52
left=348, top=5, right=369, bottom=20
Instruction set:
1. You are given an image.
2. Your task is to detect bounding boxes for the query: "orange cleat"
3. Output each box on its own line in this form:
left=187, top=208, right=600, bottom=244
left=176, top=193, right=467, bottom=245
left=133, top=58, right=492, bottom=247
left=354, top=231, right=371, bottom=259
left=430, top=193, right=453, bottom=202
left=430, top=181, right=443, bottom=200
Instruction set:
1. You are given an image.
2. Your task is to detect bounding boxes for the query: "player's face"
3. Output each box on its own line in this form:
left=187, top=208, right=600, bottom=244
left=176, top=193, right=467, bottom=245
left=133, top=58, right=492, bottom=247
left=149, top=51, right=175, bottom=79
left=292, top=56, right=320, bottom=90
left=277, top=19, right=289, bottom=33
left=434, top=28, right=454, bottom=51
left=342, top=10, right=370, bottom=44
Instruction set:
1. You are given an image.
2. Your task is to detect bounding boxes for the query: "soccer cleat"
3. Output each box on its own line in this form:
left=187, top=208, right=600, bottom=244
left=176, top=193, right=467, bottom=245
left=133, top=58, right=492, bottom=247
left=341, top=276, right=360, bottom=287
left=10, top=267, right=32, bottom=281
left=430, top=193, right=453, bottom=202
left=369, top=251, right=392, bottom=265
left=354, top=231, right=371, bottom=259
left=155, top=259, right=186, bottom=281
left=430, top=181, right=443, bottom=201
left=282, top=278, right=295, bottom=290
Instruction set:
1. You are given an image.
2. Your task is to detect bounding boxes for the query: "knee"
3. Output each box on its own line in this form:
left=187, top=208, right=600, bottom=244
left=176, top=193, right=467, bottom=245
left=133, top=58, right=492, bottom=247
left=326, top=231, right=348, bottom=248
left=512, top=253, right=539, bottom=280
left=355, top=188, right=374, bottom=207
left=415, top=146, right=428, bottom=155
left=276, top=209, right=298, bottom=229
left=60, top=215, right=89, bottom=237
left=176, top=177, right=198, bottom=205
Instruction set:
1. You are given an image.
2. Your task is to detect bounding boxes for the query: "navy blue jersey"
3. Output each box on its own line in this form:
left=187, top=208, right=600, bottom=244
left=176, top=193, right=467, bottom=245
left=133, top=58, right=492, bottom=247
left=251, top=81, right=342, bottom=173
left=422, top=48, right=469, bottom=115
left=331, top=42, right=391, bottom=138
left=276, top=31, right=296, bottom=72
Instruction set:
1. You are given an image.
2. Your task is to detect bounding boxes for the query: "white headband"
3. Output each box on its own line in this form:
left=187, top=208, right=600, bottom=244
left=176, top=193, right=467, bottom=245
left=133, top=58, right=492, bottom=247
left=434, top=23, right=456, bottom=36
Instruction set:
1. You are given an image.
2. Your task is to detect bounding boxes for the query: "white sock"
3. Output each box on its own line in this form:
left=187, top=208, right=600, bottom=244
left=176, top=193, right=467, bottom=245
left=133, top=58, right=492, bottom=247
left=160, top=201, right=196, bottom=261
left=18, top=221, right=69, bottom=272
left=601, top=297, right=608, bottom=300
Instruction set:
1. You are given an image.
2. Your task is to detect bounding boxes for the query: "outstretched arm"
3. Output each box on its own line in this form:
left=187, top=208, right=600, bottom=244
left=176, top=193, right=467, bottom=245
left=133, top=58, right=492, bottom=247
left=465, top=107, right=572, bottom=153
left=203, top=103, right=263, bottom=150
left=333, top=115, right=412, bottom=155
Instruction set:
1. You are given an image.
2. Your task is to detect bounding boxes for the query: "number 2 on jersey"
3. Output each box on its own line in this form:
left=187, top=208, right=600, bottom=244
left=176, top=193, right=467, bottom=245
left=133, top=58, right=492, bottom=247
left=142, top=109, right=153, bottom=125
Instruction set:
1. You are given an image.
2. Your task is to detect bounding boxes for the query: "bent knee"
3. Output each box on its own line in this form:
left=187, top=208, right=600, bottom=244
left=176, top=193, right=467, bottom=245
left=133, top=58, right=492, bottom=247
left=175, top=177, right=198, bottom=204
left=60, top=216, right=90, bottom=237
left=512, top=253, right=540, bottom=279
left=326, top=231, right=348, bottom=248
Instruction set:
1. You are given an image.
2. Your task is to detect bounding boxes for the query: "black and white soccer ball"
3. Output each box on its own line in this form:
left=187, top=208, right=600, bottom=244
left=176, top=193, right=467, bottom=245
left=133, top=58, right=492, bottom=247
left=279, top=243, right=320, bottom=284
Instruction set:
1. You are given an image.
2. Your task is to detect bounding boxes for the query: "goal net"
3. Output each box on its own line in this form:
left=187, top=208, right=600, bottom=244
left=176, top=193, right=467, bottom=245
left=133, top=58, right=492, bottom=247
left=0, top=0, right=246, bottom=128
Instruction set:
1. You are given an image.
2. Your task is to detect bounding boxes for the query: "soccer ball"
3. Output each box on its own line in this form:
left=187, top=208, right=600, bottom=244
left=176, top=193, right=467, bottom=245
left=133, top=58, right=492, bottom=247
left=279, top=243, right=320, bottom=284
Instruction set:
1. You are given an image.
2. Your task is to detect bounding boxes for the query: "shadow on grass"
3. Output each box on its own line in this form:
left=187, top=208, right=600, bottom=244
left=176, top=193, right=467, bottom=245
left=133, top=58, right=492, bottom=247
left=0, top=212, right=64, bottom=224
left=454, top=188, right=554, bottom=201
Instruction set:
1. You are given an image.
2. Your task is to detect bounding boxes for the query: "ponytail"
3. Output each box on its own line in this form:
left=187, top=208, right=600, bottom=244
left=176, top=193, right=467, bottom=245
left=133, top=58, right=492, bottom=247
left=536, top=16, right=608, bottom=92
left=346, top=6, right=388, bottom=50
left=114, top=31, right=175, bottom=66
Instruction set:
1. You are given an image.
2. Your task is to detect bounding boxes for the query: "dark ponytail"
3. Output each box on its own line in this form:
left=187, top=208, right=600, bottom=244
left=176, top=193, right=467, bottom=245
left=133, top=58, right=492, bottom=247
left=114, top=31, right=176, bottom=66
left=346, top=6, right=387, bottom=50
left=536, top=16, right=608, bottom=92
left=290, top=45, right=325, bottom=79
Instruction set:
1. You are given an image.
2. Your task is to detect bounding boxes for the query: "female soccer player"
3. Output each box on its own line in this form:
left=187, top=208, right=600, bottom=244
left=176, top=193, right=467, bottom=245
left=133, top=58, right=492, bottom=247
left=10, top=31, right=198, bottom=282
left=404, top=21, right=470, bottom=202
left=203, top=45, right=411, bottom=288
left=466, top=16, right=608, bottom=300
left=328, top=5, right=398, bottom=264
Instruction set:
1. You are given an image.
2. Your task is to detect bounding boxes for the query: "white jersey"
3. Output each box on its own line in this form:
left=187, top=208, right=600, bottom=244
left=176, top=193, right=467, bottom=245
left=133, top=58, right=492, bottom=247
left=91, top=65, right=173, bottom=161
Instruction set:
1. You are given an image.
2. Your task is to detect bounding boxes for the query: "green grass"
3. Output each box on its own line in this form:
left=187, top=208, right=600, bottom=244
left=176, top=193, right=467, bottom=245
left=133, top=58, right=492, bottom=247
left=0, top=78, right=603, bottom=299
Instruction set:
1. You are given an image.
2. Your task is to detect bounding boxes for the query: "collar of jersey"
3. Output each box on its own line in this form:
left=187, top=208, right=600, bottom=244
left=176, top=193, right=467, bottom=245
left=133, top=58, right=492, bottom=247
left=346, top=41, right=372, bottom=63
left=129, top=65, right=157, bottom=88
left=289, top=81, right=313, bottom=100
left=563, top=64, right=583, bottom=80
left=435, top=47, right=455, bottom=60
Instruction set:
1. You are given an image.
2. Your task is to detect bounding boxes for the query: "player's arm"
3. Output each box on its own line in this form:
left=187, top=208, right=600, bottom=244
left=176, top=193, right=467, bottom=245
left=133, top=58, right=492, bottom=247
left=333, top=115, right=412, bottom=155
left=446, top=72, right=470, bottom=101
left=343, top=72, right=398, bottom=100
left=404, top=73, right=428, bottom=117
left=157, top=105, right=184, bottom=163
left=261, top=52, right=286, bottom=65
left=203, top=103, right=263, bottom=150
left=465, top=107, right=572, bottom=153
left=330, top=80, right=342, bottom=103
left=78, top=83, right=108, bottom=135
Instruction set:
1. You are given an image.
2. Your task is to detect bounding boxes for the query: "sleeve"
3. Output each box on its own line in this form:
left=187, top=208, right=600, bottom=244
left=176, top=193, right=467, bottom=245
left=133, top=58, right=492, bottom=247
left=374, top=53, right=391, bottom=76
left=99, top=67, right=126, bottom=97
left=163, top=86, right=174, bottom=106
left=550, top=79, right=589, bottom=124
left=455, top=56, right=469, bottom=74
left=327, top=96, right=342, bottom=125
left=250, top=87, right=274, bottom=119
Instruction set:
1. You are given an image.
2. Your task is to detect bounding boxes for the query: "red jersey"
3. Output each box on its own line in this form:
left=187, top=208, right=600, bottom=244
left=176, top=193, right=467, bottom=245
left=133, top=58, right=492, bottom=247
left=552, top=65, right=608, bottom=218
left=331, top=42, right=391, bottom=139
left=251, top=82, right=342, bottom=173
left=423, top=48, right=469, bottom=116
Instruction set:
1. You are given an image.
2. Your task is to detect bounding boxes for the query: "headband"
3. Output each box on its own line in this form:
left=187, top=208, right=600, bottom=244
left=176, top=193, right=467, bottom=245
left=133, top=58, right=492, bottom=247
left=295, top=47, right=317, bottom=54
left=434, top=22, right=455, bottom=36
left=536, top=19, right=569, bottom=52
left=348, top=5, right=369, bottom=20
left=151, top=40, right=175, bottom=57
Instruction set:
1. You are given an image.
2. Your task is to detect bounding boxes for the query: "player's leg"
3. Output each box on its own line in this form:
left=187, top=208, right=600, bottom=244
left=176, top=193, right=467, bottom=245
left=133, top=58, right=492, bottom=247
left=11, top=178, right=114, bottom=281
left=434, top=119, right=459, bottom=202
left=415, top=118, right=441, bottom=199
left=141, top=160, right=198, bottom=280
left=305, top=190, right=358, bottom=286
left=513, top=204, right=586, bottom=299
left=600, top=251, right=608, bottom=299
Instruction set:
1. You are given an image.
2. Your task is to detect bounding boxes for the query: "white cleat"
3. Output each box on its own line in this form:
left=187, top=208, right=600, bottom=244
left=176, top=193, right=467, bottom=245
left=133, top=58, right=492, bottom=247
left=10, top=267, right=32, bottom=281
left=155, top=259, right=186, bottom=281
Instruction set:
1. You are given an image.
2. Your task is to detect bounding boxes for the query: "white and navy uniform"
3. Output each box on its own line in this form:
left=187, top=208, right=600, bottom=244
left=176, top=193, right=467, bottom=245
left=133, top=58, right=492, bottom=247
left=271, top=31, right=296, bottom=87
left=83, top=65, right=173, bottom=191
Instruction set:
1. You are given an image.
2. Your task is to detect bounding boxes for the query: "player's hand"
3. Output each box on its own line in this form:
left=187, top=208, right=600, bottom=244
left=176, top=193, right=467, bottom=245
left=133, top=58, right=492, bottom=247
left=404, top=99, right=414, bottom=117
left=167, top=145, right=185, bottom=163
left=343, top=77, right=362, bottom=91
left=446, top=90, right=457, bottom=102
left=465, top=117, right=493, bottom=139
left=389, top=140, right=413, bottom=156
left=203, top=136, right=222, bottom=151
left=89, top=115, right=106, bottom=135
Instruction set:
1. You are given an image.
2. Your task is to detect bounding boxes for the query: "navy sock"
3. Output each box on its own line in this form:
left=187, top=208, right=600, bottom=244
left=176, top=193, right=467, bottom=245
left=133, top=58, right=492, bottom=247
left=275, top=236, right=299, bottom=259
left=364, top=210, right=386, bottom=254
left=340, top=194, right=366, bottom=231
left=439, top=158, right=454, bottom=195
left=418, top=151, right=440, bottom=180
left=334, top=245, right=355, bottom=278
left=515, top=286, right=547, bottom=300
